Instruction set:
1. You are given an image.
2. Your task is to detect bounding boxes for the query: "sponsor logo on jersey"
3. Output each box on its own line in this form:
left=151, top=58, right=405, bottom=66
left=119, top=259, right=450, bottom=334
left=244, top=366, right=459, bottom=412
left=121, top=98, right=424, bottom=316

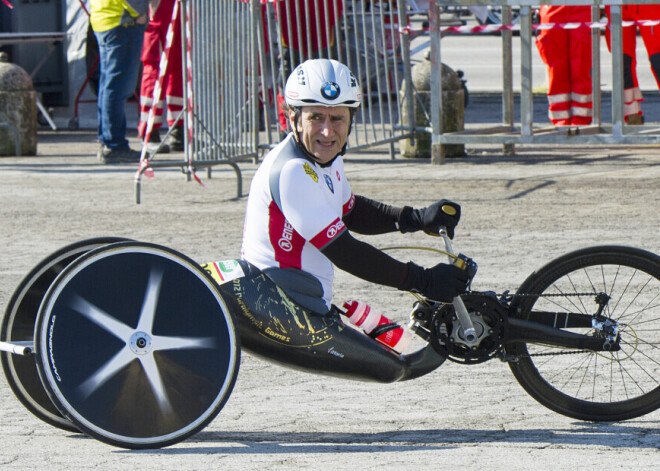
left=343, top=193, right=355, bottom=214
left=324, top=174, right=334, bottom=193
left=278, top=221, right=295, bottom=252
left=303, top=162, right=318, bottom=182
left=310, top=218, right=346, bottom=249
left=326, top=219, right=345, bottom=239
left=336, top=170, right=341, bottom=182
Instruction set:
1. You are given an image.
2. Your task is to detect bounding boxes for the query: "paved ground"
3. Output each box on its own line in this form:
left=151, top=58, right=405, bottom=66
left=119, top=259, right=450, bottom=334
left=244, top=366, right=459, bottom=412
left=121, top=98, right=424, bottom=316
left=1, top=129, right=659, bottom=469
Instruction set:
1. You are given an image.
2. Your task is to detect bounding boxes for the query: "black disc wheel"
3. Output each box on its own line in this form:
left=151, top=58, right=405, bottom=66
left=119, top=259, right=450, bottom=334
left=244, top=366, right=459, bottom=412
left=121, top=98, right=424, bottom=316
left=1, top=237, right=130, bottom=433
left=507, top=246, right=660, bottom=421
left=33, top=242, right=240, bottom=449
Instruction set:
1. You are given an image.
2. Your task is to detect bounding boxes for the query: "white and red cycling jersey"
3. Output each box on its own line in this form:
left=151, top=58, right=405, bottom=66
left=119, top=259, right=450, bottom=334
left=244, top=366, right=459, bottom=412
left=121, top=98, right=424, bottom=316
left=241, top=134, right=355, bottom=310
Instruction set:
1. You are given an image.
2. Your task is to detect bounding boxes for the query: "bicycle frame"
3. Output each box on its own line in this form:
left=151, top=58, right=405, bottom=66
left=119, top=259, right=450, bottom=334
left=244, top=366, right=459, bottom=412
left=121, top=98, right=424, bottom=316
left=431, top=227, right=621, bottom=359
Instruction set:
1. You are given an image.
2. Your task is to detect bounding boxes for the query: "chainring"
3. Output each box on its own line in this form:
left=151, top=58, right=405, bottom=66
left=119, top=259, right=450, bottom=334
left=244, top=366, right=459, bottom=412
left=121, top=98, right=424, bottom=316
left=430, top=293, right=509, bottom=364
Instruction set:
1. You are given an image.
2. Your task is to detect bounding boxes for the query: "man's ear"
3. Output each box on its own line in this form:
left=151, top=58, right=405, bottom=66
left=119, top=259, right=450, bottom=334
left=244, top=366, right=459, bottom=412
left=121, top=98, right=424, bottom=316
left=288, top=109, right=297, bottom=130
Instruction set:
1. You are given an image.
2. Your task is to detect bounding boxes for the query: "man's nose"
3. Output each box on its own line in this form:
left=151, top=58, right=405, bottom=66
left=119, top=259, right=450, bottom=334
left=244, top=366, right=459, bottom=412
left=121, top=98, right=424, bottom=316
left=319, top=118, right=333, bottom=136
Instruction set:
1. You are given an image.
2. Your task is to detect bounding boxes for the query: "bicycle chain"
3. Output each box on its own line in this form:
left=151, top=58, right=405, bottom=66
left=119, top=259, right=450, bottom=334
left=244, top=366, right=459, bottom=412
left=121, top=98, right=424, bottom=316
left=481, top=290, right=597, bottom=298
left=525, top=349, right=590, bottom=357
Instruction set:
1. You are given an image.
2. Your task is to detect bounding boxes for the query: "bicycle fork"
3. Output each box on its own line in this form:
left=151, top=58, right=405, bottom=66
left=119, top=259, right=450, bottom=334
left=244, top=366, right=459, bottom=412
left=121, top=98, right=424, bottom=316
left=439, top=229, right=479, bottom=346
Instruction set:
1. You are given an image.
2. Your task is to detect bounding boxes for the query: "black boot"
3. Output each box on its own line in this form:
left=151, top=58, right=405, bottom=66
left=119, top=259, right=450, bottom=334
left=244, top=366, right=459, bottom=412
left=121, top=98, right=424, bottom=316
left=167, top=126, right=185, bottom=152
left=145, top=128, right=170, bottom=154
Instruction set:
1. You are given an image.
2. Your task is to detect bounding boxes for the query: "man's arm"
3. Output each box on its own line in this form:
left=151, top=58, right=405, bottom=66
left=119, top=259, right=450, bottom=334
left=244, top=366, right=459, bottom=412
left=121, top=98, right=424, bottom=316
left=344, top=195, right=462, bottom=239
left=342, top=195, right=402, bottom=234
left=321, top=230, right=408, bottom=287
left=322, top=230, right=469, bottom=303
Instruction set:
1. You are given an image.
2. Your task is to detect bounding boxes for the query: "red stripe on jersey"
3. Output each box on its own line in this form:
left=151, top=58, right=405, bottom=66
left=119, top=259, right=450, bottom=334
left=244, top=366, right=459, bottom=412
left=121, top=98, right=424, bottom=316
left=310, top=217, right=346, bottom=249
left=343, top=193, right=355, bottom=215
left=268, top=201, right=305, bottom=269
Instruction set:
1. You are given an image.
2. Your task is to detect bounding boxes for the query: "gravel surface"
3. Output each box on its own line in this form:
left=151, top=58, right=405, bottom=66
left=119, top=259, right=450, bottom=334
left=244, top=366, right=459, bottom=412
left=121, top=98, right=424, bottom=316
left=1, top=131, right=659, bottom=469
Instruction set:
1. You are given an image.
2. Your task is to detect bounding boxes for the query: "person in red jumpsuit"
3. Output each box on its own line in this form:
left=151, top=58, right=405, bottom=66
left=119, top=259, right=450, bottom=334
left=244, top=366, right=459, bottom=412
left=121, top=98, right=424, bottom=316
left=605, top=5, right=660, bottom=124
left=139, top=0, right=185, bottom=153
left=536, top=5, right=593, bottom=127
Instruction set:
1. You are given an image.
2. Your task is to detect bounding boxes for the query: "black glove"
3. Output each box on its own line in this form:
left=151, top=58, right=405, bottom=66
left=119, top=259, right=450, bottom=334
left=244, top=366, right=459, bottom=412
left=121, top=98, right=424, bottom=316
left=399, top=261, right=469, bottom=303
left=397, top=200, right=461, bottom=238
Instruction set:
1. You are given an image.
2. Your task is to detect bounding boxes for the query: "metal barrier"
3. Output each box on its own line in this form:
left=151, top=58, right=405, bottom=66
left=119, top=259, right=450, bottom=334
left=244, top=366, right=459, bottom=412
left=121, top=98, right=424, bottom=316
left=258, top=0, right=417, bottom=157
left=430, top=0, right=660, bottom=164
left=136, top=0, right=420, bottom=202
left=189, top=0, right=260, bottom=164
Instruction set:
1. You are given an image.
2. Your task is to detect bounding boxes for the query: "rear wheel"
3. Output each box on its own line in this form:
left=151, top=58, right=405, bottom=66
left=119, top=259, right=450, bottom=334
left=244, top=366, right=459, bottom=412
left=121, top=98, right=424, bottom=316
left=508, top=246, right=660, bottom=421
left=34, top=242, right=240, bottom=448
left=1, top=237, right=129, bottom=432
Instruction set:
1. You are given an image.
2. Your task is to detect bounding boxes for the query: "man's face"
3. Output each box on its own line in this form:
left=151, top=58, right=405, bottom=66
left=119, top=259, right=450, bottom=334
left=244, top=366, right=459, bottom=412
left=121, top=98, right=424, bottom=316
left=290, top=105, right=351, bottom=164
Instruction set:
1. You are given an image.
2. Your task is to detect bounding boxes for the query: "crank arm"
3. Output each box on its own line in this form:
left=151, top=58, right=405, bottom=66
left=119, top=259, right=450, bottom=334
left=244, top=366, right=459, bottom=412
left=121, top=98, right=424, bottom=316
left=439, top=228, right=478, bottom=344
left=506, top=317, right=620, bottom=352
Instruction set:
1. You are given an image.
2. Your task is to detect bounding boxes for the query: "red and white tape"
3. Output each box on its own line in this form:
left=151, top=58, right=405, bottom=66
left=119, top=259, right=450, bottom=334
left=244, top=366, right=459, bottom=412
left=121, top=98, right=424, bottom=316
left=421, top=19, right=660, bottom=35
left=138, top=1, right=181, bottom=179
left=137, top=2, right=204, bottom=187
left=183, top=0, right=205, bottom=188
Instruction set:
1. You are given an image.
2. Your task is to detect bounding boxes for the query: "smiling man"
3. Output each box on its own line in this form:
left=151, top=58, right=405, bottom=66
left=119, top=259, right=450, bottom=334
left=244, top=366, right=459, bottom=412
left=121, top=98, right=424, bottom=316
left=294, top=105, right=351, bottom=164
left=241, top=59, right=467, bottom=320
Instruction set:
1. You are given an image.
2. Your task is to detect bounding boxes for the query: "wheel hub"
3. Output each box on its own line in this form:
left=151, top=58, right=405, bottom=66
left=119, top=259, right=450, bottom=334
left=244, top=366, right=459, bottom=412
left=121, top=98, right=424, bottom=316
left=129, top=331, right=152, bottom=355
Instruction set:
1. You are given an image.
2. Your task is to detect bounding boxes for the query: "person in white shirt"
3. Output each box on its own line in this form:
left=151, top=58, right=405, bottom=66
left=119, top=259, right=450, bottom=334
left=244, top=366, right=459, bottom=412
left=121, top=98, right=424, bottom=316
left=226, top=59, right=468, bottom=381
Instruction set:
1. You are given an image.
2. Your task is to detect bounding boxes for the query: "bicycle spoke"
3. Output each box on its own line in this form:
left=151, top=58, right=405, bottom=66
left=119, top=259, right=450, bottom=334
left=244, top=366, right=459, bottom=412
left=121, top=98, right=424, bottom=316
left=508, top=247, right=660, bottom=420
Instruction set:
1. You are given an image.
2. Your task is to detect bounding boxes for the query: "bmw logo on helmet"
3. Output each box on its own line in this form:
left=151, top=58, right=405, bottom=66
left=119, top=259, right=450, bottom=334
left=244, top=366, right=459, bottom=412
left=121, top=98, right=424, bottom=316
left=320, top=82, right=340, bottom=100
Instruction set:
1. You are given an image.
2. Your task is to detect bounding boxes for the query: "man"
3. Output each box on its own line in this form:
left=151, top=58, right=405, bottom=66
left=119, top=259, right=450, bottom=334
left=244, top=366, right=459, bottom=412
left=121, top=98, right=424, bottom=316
left=242, top=59, right=468, bottom=321
left=90, top=0, right=148, bottom=164
left=231, top=59, right=467, bottom=381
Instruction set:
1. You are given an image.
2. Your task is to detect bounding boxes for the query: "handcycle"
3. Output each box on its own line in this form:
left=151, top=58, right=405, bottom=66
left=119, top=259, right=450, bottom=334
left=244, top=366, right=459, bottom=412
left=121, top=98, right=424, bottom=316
left=1, top=232, right=660, bottom=449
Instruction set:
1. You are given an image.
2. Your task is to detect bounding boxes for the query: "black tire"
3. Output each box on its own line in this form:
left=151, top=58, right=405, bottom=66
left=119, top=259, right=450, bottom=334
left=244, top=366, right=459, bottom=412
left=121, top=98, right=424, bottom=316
left=34, top=242, right=240, bottom=449
left=1, top=237, right=130, bottom=433
left=507, top=246, right=660, bottom=421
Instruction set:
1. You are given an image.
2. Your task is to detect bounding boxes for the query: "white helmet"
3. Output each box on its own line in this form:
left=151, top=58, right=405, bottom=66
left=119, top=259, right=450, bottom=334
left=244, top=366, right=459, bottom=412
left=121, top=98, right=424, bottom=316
left=285, top=59, right=361, bottom=109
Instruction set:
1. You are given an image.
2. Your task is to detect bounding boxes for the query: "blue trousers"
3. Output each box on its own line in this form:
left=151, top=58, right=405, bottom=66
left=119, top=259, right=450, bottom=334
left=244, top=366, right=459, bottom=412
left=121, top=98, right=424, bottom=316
left=94, top=23, right=145, bottom=149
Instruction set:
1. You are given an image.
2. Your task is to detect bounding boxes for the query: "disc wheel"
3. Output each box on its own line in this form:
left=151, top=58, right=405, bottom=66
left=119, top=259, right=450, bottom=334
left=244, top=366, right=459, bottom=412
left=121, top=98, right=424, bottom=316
left=33, top=242, right=240, bottom=449
left=1, top=237, right=130, bottom=432
left=507, top=246, right=660, bottom=421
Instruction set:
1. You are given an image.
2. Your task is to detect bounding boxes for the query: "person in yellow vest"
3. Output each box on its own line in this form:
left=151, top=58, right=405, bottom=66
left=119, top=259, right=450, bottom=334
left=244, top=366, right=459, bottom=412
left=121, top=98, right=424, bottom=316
left=90, top=0, right=148, bottom=164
